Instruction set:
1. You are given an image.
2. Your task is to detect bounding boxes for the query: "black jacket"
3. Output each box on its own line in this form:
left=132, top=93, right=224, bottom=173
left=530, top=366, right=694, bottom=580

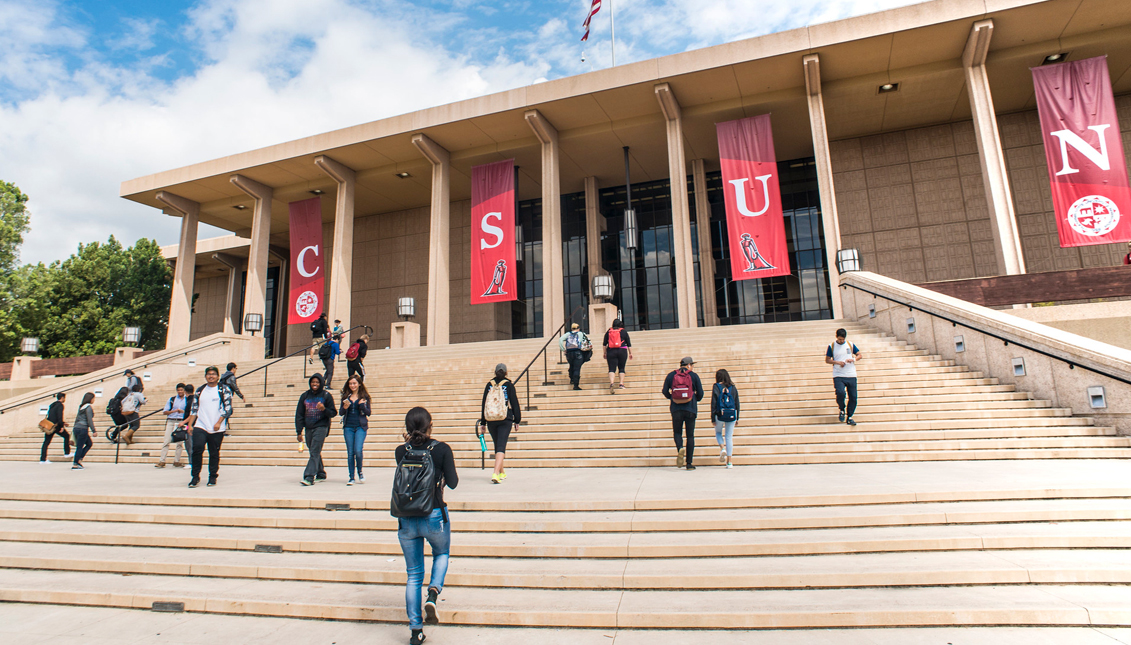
left=480, top=377, right=520, bottom=424
left=295, top=375, right=337, bottom=433
left=46, top=401, right=65, bottom=428
left=220, top=371, right=244, bottom=400
left=351, top=339, right=368, bottom=362
left=662, top=368, right=704, bottom=415
left=311, top=318, right=329, bottom=339
left=395, top=440, right=459, bottom=508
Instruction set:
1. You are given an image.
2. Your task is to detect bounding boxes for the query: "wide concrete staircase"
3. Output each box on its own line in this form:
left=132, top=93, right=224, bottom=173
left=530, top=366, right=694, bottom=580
left=4, top=319, right=1129, bottom=467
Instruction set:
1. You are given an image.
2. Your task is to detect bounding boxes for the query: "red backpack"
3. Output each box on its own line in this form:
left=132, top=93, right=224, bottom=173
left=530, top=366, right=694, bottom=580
left=345, top=342, right=361, bottom=361
left=607, top=328, right=623, bottom=348
left=671, top=369, right=694, bottom=403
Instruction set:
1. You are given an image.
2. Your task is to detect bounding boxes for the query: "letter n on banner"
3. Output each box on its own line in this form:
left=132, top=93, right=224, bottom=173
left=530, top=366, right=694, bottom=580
left=715, top=114, right=790, bottom=280
left=471, top=159, right=517, bottom=305
left=288, top=197, right=325, bottom=324
left=1032, top=56, right=1131, bottom=247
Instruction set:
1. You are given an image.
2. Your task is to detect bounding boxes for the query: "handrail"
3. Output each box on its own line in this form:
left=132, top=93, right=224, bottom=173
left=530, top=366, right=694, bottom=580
left=0, top=339, right=232, bottom=416
left=241, top=324, right=372, bottom=397
left=104, top=407, right=169, bottom=464
left=843, top=282, right=1131, bottom=387
left=513, top=305, right=586, bottom=412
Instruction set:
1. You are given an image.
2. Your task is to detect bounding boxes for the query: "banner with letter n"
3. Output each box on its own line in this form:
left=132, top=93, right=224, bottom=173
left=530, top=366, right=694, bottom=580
left=287, top=197, right=325, bottom=324
left=715, top=114, right=790, bottom=280
left=1032, top=56, right=1131, bottom=248
left=470, top=158, right=517, bottom=305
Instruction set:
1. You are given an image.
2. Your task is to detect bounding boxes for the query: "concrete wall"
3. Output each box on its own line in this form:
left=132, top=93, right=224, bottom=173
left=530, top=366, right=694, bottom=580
left=1006, top=301, right=1131, bottom=351
left=189, top=275, right=229, bottom=341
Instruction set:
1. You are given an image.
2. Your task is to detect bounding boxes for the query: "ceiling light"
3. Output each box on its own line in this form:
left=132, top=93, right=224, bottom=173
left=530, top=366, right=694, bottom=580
left=233, top=204, right=248, bottom=210
left=878, top=82, right=899, bottom=94
left=309, top=189, right=325, bottom=195
left=1042, top=53, right=1068, bottom=65
left=395, top=172, right=412, bottom=179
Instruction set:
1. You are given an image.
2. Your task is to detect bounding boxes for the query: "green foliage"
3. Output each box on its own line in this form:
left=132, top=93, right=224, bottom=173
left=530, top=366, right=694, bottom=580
left=0, top=182, right=33, bottom=361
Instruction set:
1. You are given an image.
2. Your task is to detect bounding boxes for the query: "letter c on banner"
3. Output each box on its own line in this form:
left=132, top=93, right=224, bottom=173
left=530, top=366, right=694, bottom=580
left=480, top=211, right=504, bottom=250
left=297, top=245, right=320, bottom=277
left=729, top=175, right=773, bottom=217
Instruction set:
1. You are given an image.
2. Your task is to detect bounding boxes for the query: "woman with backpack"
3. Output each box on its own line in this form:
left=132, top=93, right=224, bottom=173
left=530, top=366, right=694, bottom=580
left=339, top=375, right=371, bottom=486
left=393, top=406, right=458, bottom=645
left=603, top=319, right=633, bottom=394
left=120, top=382, right=147, bottom=445
left=107, top=387, right=129, bottom=443
left=71, top=392, right=97, bottom=470
left=345, top=334, right=368, bottom=383
left=711, top=369, right=741, bottom=469
left=479, top=363, right=520, bottom=484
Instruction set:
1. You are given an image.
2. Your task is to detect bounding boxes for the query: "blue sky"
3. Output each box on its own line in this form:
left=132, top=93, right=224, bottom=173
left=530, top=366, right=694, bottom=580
left=0, top=0, right=918, bottom=264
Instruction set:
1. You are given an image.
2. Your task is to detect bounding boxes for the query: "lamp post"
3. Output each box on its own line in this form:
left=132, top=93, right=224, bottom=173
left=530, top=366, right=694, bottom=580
left=836, top=249, right=862, bottom=273
left=243, top=313, right=264, bottom=336
left=20, top=337, right=39, bottom=355
left=122, top=326, right=141, bottom=346
left=397, top=297, right=416, bottom=321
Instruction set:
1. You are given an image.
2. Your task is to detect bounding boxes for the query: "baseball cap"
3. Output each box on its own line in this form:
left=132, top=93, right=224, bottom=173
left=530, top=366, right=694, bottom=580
left=680, top=356, right=695, bottom=366
left=495, top=363, right=507, bottom=373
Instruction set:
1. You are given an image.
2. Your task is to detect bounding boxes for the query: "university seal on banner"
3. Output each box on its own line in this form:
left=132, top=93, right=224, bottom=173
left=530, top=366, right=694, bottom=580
left=1067, top=195, right=1120, bottom=237
left=295, top=290, right=319, bottom=318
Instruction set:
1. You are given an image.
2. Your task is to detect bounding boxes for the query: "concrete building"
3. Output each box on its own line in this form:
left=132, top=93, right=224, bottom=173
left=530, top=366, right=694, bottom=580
left=124, top=0, right=1131, bottom=356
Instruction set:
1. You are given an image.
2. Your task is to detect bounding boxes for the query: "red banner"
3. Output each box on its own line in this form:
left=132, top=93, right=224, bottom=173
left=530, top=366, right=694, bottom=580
left=470, top=159, right=517, bottom=305
left=287, top=197, right=325, bottom=324
left=715, top=114, right=790, bottom=280
left=1032, top=56, right=1131, bottom=248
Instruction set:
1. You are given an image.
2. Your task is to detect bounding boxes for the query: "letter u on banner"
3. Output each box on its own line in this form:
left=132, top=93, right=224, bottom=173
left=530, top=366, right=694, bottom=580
left=1032, top=56, right=1131, bottom=248
left=715, top=114, right=790, bottom=281
left=471, top=159, right=517, bottom=305
left=288, top=197, right=325, bottom=324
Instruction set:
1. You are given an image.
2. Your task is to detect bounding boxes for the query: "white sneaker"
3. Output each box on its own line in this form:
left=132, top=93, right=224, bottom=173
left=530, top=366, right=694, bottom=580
left=726, top=463, right=733, bottom=469
left=347, top=479, right=355, bottom=486
left=719, top=448, right=727, bottom=463
left=40, top=460, right=51, bottom=464
left=358, top=473, right=365, bottom=483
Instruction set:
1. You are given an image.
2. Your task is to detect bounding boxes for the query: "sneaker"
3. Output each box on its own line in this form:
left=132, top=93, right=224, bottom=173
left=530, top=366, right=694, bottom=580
left=154, top=462, right=166, bottom=468
left=347, top=479, right=355, bottom=486
left=838, top=411, right=845, bottom=423
left=301, top=479, right=314, bottom=486
left=491, top=474, right=502, bottom=484
left=609, top=384, right=616, bottom=394
left=410, top=629, right=427, bottom=645
left=499, top=471, right=507, bottom=481
left=676, top=447, right=686, bottom=469
left=188, top=478, right=200, bottom=488
left=686, top=465, right=697, bottom=471
left=572, top=385, right=582, bottom=391
left=315, top=475, right=327, bottom=482
left=619, top=384, right=625, bottom=389
left=207, top=477, right=217, bottom=487
left=173, top=462, right=183, bottom=468
left=846, top=417, right=857, bottom=426
left=358, top=473, right=365, bottom=483
left=424, top=588, right=439, bottom=625
left=719, top=447, right=727, bottom=463
left=726, top=463, right=733, bottom=469
left=71, top=464, right=84, bottom=470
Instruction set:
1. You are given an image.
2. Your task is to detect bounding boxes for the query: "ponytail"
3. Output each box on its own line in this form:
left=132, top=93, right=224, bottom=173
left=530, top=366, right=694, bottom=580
left=403, top=406, right=433, bottom=446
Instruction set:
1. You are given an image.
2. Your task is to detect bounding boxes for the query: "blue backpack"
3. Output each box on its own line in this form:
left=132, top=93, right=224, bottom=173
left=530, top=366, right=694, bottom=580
left=716, top=384, right=737, bottom=422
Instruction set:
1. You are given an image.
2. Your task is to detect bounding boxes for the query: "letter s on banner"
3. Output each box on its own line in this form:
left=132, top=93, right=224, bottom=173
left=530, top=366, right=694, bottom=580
left=470, top=160, right=517, bottom=305
left=288, top=197, right=325, bottom=324
left=715, top=114, right=790, bottom=280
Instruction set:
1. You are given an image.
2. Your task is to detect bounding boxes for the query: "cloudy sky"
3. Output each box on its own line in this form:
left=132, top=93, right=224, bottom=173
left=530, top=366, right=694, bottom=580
left=0, top=0, right=919, bottom=265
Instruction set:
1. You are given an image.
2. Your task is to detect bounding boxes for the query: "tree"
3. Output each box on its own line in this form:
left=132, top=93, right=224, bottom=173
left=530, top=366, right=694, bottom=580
left=0, top=182, right=32, bottom=362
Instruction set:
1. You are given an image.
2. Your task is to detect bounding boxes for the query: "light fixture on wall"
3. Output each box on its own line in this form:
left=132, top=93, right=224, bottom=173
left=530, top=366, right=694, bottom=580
left=906, top=318, right=916, bottom=334
left=1088, top=386, right=1106, bottom=409
left=593, top=274, right=615, bottom=302
left=1042, top=53, right=1069, bottom=65
left=122, top=326, right=141, bottom=346
left=395, top=172, right=412, bottom=179
left=233, top=204, right=248, bottom=210
left=954, top=335, right=965, bottom=353
left=397, top=297, right=416, bottom=321
left=1012, top=357, right=1026, bottom=377
left=20, top=337, right=39, bottom=355
left=309, top=189, right=325, bottom=196
left=878, top=82, right=900, bottom=94
left=836, top=249, right=861, bottom=273
left=515, top=222, right=524, bottom=257
left=243, top=313, right=264, bottom=336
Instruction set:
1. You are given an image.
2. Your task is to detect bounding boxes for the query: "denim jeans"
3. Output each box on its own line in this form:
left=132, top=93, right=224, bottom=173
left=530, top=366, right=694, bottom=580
left=714, top=419, right=736, bottom=457
left=73, top=427, right=92, bottom=464
left=834, top=376, right=858, bottom=418
left=342, top=426, right=366, bottom=480
left=398, top=507, right=451, bottom=630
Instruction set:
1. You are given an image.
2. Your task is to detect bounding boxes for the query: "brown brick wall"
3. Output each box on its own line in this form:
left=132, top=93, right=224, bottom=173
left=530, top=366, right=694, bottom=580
left=0, top=349, right=159, bottom=381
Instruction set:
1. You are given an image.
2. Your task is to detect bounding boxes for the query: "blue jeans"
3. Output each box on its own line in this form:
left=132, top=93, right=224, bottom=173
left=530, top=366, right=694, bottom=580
left=342, top=426, right=366, bottom=480
left=714, top=419, right=735, bottom=457
left=398, top=508, right=451, bottom=630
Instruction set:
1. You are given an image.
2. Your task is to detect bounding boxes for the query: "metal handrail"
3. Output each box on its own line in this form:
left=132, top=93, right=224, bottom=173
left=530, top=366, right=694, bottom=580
left=241, top=324, right=372, bottom=397
left=843, top=282, right=1131, bottom=387
left=0, top=339, right=232, bottom=416
left=513, top=305, right=586, bottom=412
left=103, top=407, right=168, bottom=464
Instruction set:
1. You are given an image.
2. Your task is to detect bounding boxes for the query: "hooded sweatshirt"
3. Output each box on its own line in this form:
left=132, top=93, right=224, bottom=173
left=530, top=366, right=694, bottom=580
left=295, top=374, right=337, bottom=434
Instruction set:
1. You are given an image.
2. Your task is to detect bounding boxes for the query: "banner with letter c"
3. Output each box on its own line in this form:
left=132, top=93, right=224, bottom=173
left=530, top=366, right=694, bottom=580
left=715, top=114, right=790, bottom=280
left=1032, top=56, right=1131, bottom=248
left=470, top=159, right=517, bottom=305
left=288, top=197, right=325, bottom=324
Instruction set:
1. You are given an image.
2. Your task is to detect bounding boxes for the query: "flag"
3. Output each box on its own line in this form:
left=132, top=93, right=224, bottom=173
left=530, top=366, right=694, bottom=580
left=581, top=0, right=601, bottom=42
left=287, top=197, right=325, bottom=324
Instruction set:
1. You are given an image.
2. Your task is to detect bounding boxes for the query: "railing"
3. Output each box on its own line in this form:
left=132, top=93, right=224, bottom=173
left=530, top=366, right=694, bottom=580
left=242, top=324, right=372, bottom=398
left=103, top=408, right=168, bottom=464
left=513, top=305, right=586, bottom=412
left=0, top=339, right=232, bottom=416
left=843, top=282, right=1131, bottom=387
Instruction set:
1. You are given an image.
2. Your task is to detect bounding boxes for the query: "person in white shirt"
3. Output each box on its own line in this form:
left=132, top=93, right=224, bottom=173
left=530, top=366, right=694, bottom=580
left=156, top=384, right=189, bottom=468
left=183, top=366, right=234, bottom=488
left=825, top=328, right=863, bottom=426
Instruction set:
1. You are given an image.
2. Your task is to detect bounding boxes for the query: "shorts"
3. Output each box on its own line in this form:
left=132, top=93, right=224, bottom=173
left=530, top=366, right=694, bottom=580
left=487, top=420, right=512, bottom=454
left=606, top=347, right=628, bottom=374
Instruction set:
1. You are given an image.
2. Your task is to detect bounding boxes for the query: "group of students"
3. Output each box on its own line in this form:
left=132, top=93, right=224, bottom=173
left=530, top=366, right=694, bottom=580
left=557, top=318, right=634, bottom=392
left=309, top=312, right=370, bottom=388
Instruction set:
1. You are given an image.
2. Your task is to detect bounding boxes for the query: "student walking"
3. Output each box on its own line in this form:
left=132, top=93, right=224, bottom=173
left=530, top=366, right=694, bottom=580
left=826, top=328, right=863, bottom=426
left=40, top=392, right=71, bottom=463
left=603, top=319, right=633, bottom=393
left=558, top=323, right=590, bottom=390
left=345, top=334, right=369, bottom=383
left=319, top=335, right=341, bottom=388
left=106, top=387, right=129, bottom=443
left=219, top=363, right=245, bottom=402
left=71, top=393, right=96, bottom=469
left=339, top=375, right=371, bottom=485
left=711, top=369, right=740, bottom=469
left=120, top=383, right=147, bottom=445
left=295, top=373, right=336, bottom=486
left=392, top=406, right=458, bottom=645
left=156, top=384, right=189, bottom=468
left=479, top=363, right=520, bottom=484
left=662, top=357, right=704, bottom=470
left=123, top=369, right=142, bottom=393
left=309, top=312, right=330, bottom=362
left=180, top=384, right=196, bottom=462
left=185, top=366, right=234, bottom=488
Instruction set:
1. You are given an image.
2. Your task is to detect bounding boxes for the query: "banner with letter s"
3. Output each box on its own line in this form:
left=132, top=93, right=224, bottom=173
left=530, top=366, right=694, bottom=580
left=715, top=114, right=790, bottom=280
left=288, top=197, right=325, bottom=324
left=470, top=159, right=517, bottom=305
left=1032, top=56, right=1131, bottom=248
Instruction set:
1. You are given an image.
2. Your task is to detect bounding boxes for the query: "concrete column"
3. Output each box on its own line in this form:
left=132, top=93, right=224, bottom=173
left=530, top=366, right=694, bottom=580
left=10, top=356, right=39, bottom=381
left=525, top=109, right=566, bottom=338
left=230, top=175, right=275, bottom=334
left=655, top=83, right=697, bottom=329
left=314, top=155, right=356, bottom=343
left=211, top=252, right=243, bottom=335
left=411, top=133, right=451, bottom=346
left=803, top=54, right=845, bottom=318
left=155, top=191, right=199, bottom=348
left=963, top=19, right=1026, bottom=276
left=691, top=160, right=720, bottom=326
left=583, top=176, right=606, bottom=300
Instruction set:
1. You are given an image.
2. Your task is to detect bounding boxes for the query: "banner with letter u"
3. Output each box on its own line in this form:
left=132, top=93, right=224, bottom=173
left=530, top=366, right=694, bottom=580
left=1032, top=56, right=1131, bottom=248
left=470, top=159, right=517, bottom=305
left=715, top=114, right=790, bottom=280
left=288, top=197, right=325, bottom=324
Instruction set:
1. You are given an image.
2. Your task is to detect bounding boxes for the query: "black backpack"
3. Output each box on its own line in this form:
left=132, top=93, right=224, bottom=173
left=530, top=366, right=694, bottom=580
left=318, top=342, right=333, bottom=360
left=106, top=397, right=122, bottom=417
left=390, top=441, right=438, bottom=518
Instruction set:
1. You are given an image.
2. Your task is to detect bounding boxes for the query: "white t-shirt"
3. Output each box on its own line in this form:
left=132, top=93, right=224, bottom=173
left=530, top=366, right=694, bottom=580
left=194, top=385, right=226, bottom=434
left=827, top=341, right=860, bottom=378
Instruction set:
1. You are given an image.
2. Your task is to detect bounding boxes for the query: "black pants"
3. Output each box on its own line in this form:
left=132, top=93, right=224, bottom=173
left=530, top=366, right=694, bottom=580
left=41, top=429, right=71, bottom=461
left=347, top=360, right=365, bottom=382
left=322, top=357, right=335, bottom=388
left=671, top=410, right=696, bottom=466
left=834, top=377, right=858, bottom=418
left=303, top=425, right=329, bottom=482
left=487, top=420, right=512, bottom=454
left=565, top=349, right=583, bottom=385
left=190, top=428, right=225, bottom=480
left=73, top=427, right=92, bottom=464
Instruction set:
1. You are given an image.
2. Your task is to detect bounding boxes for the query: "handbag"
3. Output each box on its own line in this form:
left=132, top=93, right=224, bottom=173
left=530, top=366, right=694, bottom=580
left=171, top=427, right=188, bottom=442
left=38, top=419, right=56, bottom=433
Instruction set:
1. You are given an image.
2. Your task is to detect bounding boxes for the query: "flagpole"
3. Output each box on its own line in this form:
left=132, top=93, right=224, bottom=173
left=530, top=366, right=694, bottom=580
left=610, top=0, right=616, bottom=66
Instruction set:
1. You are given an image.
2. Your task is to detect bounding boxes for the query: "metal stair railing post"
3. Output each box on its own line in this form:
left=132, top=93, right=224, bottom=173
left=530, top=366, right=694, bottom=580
left=105, top=408, right=166, bottom=465
left=513, top=305, right=585, bottom=412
